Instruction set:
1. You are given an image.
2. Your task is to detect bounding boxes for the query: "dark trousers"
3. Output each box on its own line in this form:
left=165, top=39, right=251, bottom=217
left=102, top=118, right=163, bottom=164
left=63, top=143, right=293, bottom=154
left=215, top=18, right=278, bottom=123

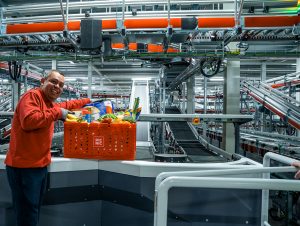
left=6, top=166, right=48, bottom=226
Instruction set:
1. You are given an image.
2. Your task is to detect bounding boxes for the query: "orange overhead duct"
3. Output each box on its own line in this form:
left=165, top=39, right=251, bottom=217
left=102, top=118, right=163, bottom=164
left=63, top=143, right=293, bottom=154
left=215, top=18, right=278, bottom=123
left=245, top=15, right=300, bottom=27
left=6, top=20, right=118, bottom=33
left=124, top=18, right=181, bottom=28
left=7, top=22, right=65, bottom=34
left=197, top=17, right=235, bottom=28
left=6, top=15, right=300, bottom=34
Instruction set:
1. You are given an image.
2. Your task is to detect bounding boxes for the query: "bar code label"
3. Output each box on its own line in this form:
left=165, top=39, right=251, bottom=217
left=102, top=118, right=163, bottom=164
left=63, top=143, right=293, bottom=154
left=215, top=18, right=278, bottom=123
left=93, top=136, right=104, bottom=147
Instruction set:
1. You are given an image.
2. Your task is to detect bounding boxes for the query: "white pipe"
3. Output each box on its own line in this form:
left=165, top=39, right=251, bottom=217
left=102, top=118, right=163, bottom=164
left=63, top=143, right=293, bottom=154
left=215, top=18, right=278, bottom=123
left=155, top=177, right=300, bottom=226
left=263, top=152, right=296, bottom=167
left=234, top=0, right=237, bottom=26
left=122, top=0, right=125, bottom=23
left=59, top=0, right=67, bottom=31
left=237, top=0, right=244, bottom=25
left=66, top=0, right=69, bottom=24
left=167, top=0, right=170, bottom=26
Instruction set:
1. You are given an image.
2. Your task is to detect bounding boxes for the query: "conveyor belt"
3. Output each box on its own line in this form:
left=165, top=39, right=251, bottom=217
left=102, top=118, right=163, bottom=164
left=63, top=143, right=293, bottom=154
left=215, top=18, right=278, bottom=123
left=168, top=121, right=198, bottom=141
left=165, top=107, right=198, bottom=141
left=165, top=107, right=226, bottom=163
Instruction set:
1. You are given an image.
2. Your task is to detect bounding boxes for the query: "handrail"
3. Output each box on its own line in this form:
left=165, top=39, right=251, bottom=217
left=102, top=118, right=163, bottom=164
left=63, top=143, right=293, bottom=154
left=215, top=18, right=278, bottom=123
left=154, top=152, right=300, bottom=226
left=154, top=166, right=297, bottom=226
left=155, top=166, right=295, bottom=191
left=155, top=176, right=300, bottom=226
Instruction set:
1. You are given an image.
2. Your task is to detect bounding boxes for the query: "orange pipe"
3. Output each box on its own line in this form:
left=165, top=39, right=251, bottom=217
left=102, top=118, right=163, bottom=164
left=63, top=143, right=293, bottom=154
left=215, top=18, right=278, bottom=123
left=147, top=44, right=164, bottom=53
left=271, top=80, right=300, bottom=88
left=198, top=17, right=235, bottom=28
left=128, top=43, right=137, bottom=50
left=6, top=15, right=300, bottom=34
left=112, top=43, right=126, bottom=49
left=147, top=43, right=178, bottom=53
left=7, top=22, right=65, bottom=34
left=124, top=18, right=181, bottom=28
left=245, top=15, right=300, bottom=27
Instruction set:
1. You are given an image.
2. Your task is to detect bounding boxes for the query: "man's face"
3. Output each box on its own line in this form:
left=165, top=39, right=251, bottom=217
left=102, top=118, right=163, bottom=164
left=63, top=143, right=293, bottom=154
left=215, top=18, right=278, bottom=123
left=41, top=71, right=65, bottom=102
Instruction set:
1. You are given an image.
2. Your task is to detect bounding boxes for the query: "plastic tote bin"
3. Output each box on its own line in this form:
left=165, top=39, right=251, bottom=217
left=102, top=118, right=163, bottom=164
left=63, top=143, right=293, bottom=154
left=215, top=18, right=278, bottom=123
left=64, top=122, right=136, bottom=160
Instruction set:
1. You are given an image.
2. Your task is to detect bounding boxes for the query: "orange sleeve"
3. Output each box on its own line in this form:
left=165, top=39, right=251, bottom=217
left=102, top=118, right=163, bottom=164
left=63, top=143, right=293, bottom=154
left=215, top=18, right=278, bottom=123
left=18, top=92, right=61, bottom=131
left=55, top=98, right=91, bottom=110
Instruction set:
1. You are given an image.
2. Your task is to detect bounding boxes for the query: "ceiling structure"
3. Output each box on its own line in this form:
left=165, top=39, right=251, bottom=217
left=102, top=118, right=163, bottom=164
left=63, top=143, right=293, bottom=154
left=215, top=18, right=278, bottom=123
left=0, top=0, right=299, bottom=96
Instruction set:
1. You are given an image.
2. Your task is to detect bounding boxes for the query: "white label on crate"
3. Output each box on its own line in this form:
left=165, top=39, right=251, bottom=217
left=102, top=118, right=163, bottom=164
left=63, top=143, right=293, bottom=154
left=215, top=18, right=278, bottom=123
left=93, top=136, right=104, bottom=147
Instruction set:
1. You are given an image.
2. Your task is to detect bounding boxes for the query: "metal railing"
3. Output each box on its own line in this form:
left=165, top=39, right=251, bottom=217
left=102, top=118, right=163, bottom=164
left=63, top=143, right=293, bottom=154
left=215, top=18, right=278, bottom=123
left=243, top=80, right=300, bottom=129
left=154, top=152, right=300, bottom=226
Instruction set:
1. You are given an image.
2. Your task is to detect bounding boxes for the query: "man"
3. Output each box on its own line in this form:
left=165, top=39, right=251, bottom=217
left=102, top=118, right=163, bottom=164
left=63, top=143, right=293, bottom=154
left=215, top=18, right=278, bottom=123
left=5, top=70, right=90, bottom=226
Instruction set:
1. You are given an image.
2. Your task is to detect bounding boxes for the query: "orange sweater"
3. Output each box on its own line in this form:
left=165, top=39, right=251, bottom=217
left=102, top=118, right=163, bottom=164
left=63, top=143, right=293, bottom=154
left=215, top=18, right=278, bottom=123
left=5, top=88, right=90, bottom=168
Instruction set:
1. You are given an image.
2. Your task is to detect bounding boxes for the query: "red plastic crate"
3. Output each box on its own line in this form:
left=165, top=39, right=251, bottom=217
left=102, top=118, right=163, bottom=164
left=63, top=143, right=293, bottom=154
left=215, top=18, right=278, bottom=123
left=64, top=122, right=136, bottom=160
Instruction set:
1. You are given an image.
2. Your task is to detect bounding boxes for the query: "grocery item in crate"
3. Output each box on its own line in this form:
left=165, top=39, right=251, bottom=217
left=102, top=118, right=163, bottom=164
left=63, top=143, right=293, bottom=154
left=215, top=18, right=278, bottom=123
left=129, top=97, right=142, bottom=121
left=83, top=106, right=100, bottom=122
left=64, top=121, right=136, bottom=160
left=65, top=113, right=78, bottom=122
left=85, top=100, right=114, bottom=116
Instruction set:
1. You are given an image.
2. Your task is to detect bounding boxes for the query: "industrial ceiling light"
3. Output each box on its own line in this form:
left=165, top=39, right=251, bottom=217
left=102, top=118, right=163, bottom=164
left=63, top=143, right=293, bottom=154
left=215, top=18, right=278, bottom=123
left=131, top=8, right=137, bottom=16
left=131, top=77, right=152, bottom=81
left=263, top=6, right=269, bottom=14
left=248, top=6, right=255, bottom=14
left=209, top=77, right=224, bottom=81
left=85, top=10, right=90, bottom=18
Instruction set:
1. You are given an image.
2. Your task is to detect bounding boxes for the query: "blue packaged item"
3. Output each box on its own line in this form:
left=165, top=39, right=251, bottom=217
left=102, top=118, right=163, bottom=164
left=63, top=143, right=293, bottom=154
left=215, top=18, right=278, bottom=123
left=85, top=114, right=92, bottom=123
left=85, top=100, right=114, bottom=116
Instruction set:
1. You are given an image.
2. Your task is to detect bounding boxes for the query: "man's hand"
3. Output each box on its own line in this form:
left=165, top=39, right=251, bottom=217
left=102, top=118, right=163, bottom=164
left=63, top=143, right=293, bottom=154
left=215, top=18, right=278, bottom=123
left=60, top=108, right=74, bottom=120
left=291, top=162, right=300, bottom=179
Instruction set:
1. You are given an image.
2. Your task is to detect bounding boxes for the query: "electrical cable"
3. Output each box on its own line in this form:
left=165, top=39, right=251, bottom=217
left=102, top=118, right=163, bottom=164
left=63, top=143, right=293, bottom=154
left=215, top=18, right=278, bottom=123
left=8, top=61, right=22, bottom=81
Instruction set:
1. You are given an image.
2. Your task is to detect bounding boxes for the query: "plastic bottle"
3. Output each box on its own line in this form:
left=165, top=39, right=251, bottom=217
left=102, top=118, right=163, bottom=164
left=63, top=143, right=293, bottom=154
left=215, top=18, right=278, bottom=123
left=82, top=109, right=91, bottom=123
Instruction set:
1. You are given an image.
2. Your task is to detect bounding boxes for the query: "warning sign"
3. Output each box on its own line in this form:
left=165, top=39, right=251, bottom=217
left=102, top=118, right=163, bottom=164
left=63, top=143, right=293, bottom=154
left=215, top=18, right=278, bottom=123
left=93, top=136, right=104, bottom=147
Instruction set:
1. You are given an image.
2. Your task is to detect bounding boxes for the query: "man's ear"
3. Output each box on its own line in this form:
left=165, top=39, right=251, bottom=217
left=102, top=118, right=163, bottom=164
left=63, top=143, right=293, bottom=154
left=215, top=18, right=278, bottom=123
left=41, top=78, right=45, bottom=86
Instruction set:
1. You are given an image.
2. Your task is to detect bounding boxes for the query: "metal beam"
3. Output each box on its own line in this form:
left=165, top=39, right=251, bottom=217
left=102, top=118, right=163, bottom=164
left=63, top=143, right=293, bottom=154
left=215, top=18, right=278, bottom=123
left=139, top=113, right=253, bottom=123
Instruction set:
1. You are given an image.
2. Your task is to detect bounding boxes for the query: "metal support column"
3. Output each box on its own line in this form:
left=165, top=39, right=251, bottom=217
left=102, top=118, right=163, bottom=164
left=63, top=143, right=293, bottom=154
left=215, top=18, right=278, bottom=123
left=159, top=80, right=163, bottom=113
left=203, top=77, right=208, bottom=140
left=51, top=59, right=57, bottom=70
left=186, top=75, right=195, bottom=114
left=261, top=61, right=267, bottom=132
left=24, top=74, right=27, bottom=93
left=87, top=61, right=92, bottom=99
left=204, top=77, right=207, bottom=114
left=162, top=80, right=166, bottom=114
left=182, top=82, right=186, bottom=113
left=296, top=58, right=300, bottom=136
left=11, top=80, right=21, bottom=110
left=222, top=59, right=240, bottom=154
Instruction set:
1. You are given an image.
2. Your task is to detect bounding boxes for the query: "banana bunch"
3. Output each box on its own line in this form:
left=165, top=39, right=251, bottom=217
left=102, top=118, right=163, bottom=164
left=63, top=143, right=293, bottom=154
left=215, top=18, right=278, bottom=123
left=66, top=114, right=78, bottom=122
